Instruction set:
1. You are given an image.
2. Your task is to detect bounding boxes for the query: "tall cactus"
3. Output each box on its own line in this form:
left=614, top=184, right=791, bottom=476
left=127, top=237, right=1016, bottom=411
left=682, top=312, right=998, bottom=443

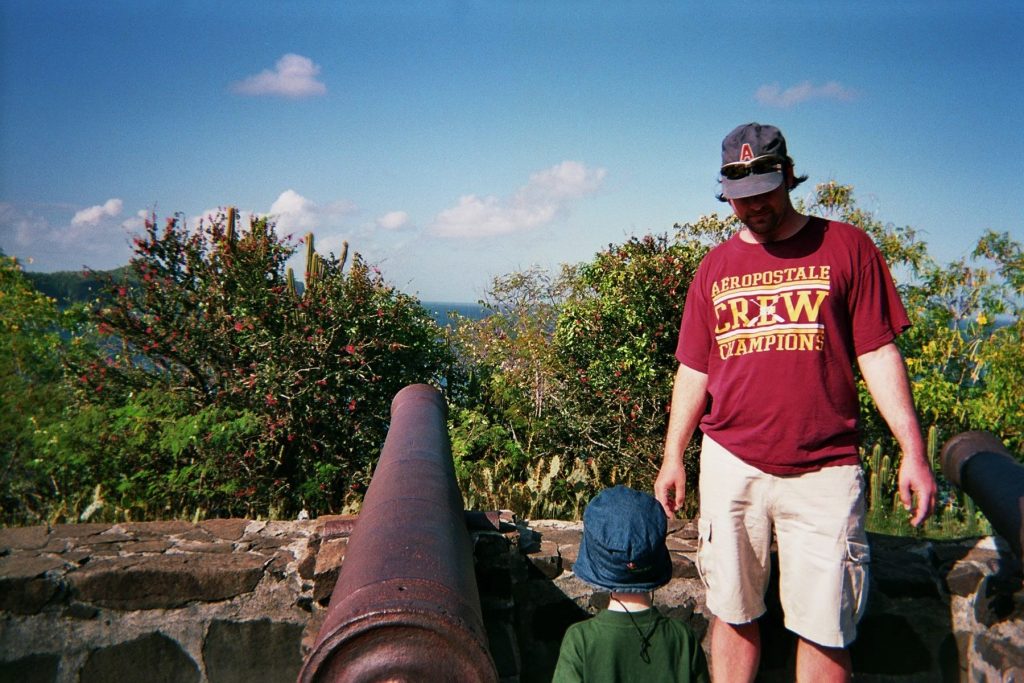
left=927, top=425, right=938, bottom=472
left=286, top=267, right=299, bottom=299
left=286, top=232, right=349, bottom=302
left=923, top=426, right=940, bottom=531
left=305, top=232, right=318, bottom=282
left=869, top=444, right=883, bottom=513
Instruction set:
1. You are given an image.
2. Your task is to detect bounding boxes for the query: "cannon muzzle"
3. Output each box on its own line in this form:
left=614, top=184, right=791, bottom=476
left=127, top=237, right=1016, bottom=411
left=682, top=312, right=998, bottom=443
left=941, top=430, right=1024, bottom=559
left=298, top=384, right=498, bottom=682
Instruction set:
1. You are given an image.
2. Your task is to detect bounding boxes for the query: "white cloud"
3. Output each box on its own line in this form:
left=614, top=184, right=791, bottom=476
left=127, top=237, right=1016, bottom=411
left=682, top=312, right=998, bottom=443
left=231, top=54, right=327, bottom=98
left=755, top=81, right=857, bottom=108
left=72, top=198, right=123, bottom=226
left=431, top=161, right=607, bottom=238
left=268, top=189, right=356, bottom=234
left=376, top=211, right=410, bottom=231
left=0, top=202, right=133, bottom=271
left=121, top=209, right=150, bottom=232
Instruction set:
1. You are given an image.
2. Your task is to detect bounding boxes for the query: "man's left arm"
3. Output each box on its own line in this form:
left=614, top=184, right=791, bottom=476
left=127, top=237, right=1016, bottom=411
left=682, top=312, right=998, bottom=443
left=857, top=342, right=937, bottom=526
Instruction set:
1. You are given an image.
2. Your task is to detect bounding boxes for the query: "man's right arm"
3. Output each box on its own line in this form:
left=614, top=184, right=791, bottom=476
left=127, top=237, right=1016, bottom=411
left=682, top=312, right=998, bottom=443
left=654, top=363, right=709, bottom=517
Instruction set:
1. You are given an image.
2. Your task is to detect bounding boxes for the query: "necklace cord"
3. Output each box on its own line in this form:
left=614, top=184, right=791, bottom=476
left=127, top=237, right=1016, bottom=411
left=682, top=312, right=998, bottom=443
left=611, top=596, right=661, bottom=664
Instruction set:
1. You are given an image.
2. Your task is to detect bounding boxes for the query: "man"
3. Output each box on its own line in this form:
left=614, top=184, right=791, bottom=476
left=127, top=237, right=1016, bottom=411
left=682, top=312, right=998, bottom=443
left=654, top=123, right=937, bottom=682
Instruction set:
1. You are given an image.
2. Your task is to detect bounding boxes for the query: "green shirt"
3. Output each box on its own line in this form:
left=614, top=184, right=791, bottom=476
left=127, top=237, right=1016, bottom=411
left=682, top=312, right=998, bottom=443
left=552, top=608, right=710, bottom=683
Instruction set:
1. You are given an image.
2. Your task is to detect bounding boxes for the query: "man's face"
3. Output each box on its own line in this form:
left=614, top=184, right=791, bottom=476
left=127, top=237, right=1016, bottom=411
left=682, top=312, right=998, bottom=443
left=727, top=178, right=794, bottom=242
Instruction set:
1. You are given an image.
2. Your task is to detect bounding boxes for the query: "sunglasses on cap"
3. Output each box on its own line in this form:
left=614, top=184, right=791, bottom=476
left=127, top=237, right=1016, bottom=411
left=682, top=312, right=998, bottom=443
left=720, top=155, right=785, bottom=180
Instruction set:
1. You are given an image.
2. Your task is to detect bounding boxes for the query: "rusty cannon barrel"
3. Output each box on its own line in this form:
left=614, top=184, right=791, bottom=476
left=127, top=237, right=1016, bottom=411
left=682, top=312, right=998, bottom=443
left=298, top=384, right=498, bottom=682
left=941, top=430, right=1024, bottom=559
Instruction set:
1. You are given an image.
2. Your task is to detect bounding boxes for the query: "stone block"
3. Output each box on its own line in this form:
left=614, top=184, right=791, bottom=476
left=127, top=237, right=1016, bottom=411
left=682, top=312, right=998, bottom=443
left=178, top=527, right=217, bottom=543
left=297, top=541, right=318, bottom=580
left=0, top=653, right=60, bottom=683
left=313, top=538, right=347, bottom=575
left=973, top=630, right=1024, bottom=681
left=0, top=525, right=49, bottom=552
left=525, top=539, right=562, bottom=580
left=246, top=535, right=293, bottom=551
left=312, top=538, right=347, bottom=602
left=79, top=632, right=200, bottom=683
left=870, top=546, right=940, bottom=598
left=850, top=613, right=931, bottom=675
left=120, top=521, right=195, bottom=537
left=48, top=523, right=109, bottom=539
left=69, top=553, right=265, bottom=609
left=261, top=551, right=293, bottom=578
left=319, top=514, right=358, bottom=539
left=665, top=534, right=698, bottom=553
left=202, top=619, right=304, bottom=683
left=945, top=560, right=986, bottom=596
left=670, top=551, right=699, bottom=579
left=118, top=540, right=173, bottom=554
left=0, top=555, right=66, bottom=614
left=200, top=518, right=249, bottom=541
left=973, top=573, right=1019, bottom=627
left=483, top=614, right=520, bottom=680
left=174, top=541, right=235, bottom=554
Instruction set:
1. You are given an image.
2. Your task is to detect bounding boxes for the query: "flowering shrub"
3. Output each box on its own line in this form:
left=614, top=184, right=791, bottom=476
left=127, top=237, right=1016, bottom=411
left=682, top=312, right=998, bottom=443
left=37, top=212, right=453, bottom=519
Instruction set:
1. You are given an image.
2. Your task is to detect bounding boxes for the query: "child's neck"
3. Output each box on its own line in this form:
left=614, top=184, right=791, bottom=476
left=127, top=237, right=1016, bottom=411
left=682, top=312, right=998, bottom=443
left=607, top=591, right=653, bottom=612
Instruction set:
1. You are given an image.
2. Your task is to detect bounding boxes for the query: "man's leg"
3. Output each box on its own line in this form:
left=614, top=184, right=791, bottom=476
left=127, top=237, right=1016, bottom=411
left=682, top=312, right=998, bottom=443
left=796, top=637, right=851, bottom=683
left=711, top=618, right=760, bottom=683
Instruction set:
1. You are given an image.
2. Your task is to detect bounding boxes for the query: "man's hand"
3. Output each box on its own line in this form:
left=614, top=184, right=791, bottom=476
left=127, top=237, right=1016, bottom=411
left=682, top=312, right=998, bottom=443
left=654, top=456, right=687, bottom=518
left=657, top=364, right=709, bottom=518
left=898, top=455, right=937, bottom=527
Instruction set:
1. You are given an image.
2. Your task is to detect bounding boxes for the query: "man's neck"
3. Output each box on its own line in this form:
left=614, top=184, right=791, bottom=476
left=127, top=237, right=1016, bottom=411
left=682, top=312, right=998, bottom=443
left=607, top=592, right=653, bottom=612
left=740, top=210, right=810, bottom=245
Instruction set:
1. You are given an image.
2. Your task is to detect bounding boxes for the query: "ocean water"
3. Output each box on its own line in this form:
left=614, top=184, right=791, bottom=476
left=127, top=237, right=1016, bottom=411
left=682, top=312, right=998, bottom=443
left=422, top=301, right=490, bottom=327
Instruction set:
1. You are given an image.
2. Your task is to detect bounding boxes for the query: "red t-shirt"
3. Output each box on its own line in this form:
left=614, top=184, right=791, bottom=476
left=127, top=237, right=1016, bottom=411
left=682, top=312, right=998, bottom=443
left=675, top=218, right=910, bottom=474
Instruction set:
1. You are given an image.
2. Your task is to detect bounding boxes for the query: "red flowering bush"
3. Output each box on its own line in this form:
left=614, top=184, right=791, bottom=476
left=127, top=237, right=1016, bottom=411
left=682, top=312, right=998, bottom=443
left=51, top=212, right=452, bottom=518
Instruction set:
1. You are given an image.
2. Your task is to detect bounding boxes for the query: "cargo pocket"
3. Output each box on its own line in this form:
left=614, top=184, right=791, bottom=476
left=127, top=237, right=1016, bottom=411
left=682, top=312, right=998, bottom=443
left=696, top=517, right=713, bottom=591
left=843, top=539, right=871, bottom=627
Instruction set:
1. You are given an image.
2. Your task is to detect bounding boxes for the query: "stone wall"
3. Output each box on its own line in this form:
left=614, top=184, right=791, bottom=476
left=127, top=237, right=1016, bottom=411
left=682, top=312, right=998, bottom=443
left=1, top=516, right=1021, bottom=682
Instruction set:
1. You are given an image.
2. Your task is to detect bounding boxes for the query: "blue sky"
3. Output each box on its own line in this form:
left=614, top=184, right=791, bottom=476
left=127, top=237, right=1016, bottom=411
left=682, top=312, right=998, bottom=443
left=2, top=1, right=1021, bottom=302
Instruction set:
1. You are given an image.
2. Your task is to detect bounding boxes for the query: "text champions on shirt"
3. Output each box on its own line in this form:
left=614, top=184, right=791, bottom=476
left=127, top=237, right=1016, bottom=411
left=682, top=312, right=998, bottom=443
left=711, top=265, right=831, bottom=360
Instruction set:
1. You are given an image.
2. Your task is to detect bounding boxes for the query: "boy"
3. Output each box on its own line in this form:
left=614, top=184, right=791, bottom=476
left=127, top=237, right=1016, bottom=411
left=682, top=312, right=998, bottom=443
left=553, top=485, right=709, bottom=682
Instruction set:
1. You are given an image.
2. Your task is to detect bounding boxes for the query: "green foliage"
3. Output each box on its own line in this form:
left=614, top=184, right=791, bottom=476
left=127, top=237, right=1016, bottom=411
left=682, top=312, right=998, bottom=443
left=3, top=181, right=1021, bottom=536
left=807, top=182, right=1024, bottom=454
left=450, top=216, right=735, bottom=519
left=454, top=183, right=1020, bottom=531
left=861, top=427, right=991, bottom=539
left=551, top=225, right=729, bottom=509
left=20, top=211, right=453, bottom=521
left=25, top=267, right=129, bottom=308
left=0, top=255, right=96, bottom=523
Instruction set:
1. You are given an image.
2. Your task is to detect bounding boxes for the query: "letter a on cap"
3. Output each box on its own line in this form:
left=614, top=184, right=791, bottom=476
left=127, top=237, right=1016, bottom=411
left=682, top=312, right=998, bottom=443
left=739, top=143, right=754, bottom=162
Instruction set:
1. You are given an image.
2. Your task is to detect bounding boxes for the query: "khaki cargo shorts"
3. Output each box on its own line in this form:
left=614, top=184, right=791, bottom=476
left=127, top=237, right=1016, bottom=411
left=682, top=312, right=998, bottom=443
left=696, top=435, right=870, bottom=648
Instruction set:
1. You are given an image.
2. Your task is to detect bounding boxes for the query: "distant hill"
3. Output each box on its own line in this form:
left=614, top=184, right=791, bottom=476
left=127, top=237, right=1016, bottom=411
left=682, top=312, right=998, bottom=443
left=21, top=266, right=489, bottom=325
left=24, top=267, right=134, bottom=307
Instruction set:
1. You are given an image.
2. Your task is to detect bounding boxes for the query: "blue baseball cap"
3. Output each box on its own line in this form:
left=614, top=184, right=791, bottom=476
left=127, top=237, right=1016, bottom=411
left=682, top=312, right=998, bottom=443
left=573, top=485, right=673, bottom=593
left=719, top=122, right=789, bottom=199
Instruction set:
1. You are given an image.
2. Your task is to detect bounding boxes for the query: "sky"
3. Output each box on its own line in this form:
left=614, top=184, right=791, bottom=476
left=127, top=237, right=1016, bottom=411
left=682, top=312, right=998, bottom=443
left=1, top=1, right=1022, bottom=303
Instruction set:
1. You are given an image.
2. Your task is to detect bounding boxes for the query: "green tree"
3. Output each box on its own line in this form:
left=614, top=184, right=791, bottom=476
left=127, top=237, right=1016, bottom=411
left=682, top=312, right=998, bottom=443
left=967, top=230, right=1024, bottom=450
left=451, top=216, right=734, bottom=517
left=552, top=219, right=732, bottom=503
left=0, top=254, right=93, bottom=523
left=34, top=211, right=453, bottom=520
left=807, top=182, right=1023, bottom=453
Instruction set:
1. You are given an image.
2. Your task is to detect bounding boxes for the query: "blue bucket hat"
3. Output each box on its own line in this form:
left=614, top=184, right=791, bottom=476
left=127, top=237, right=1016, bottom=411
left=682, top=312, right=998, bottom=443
left=573, top=485, right=673, bottom=593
